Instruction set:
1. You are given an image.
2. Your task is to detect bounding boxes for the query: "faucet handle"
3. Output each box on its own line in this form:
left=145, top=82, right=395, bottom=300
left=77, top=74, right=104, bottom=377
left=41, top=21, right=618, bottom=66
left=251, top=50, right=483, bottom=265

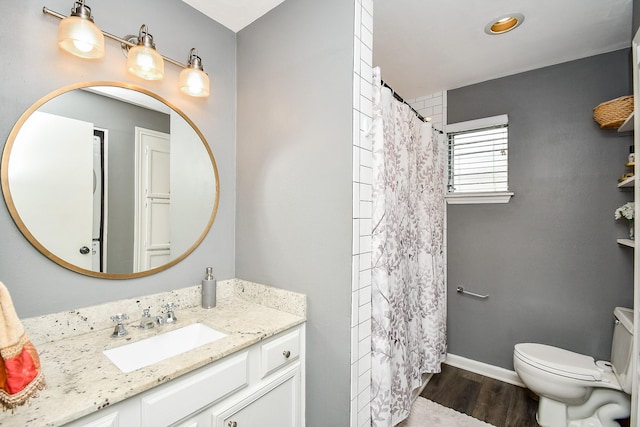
left=111, top=313, right=129, bottom=324
left=163, top=303, right=179, bottom=324
left=110, top=313, right=129, bottom=338
left=163, top=302, right=179, bottom=311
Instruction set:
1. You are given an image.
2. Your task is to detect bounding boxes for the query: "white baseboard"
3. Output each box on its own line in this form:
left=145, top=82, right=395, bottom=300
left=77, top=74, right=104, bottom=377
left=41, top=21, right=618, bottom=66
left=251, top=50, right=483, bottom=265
left=445, top=353, right=525, bottom=388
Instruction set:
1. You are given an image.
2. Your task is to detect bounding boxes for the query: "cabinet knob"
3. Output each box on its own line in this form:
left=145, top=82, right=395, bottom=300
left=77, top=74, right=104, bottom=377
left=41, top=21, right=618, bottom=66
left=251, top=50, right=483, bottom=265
left=228, top=422, right=237, bottom=427
left=283, top=350, right=291, bottom=358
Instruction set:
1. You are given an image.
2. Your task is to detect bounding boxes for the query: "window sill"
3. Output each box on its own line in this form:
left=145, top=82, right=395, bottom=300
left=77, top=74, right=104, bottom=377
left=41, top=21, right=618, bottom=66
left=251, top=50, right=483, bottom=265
left=446, top=192, right=514, bottom=205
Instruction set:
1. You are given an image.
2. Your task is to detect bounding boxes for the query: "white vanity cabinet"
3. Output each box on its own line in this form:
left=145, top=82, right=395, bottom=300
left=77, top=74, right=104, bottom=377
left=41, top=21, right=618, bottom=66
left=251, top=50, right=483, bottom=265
left=63, top=325, right=305, bottom=427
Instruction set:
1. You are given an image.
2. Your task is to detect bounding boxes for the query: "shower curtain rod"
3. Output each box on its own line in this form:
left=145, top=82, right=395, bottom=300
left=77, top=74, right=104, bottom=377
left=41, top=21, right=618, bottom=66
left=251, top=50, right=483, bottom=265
left=380, top=80, right=443, bottom=134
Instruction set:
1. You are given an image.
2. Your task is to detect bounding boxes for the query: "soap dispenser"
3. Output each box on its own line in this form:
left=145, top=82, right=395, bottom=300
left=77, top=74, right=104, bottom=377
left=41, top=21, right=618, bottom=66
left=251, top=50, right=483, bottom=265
left=201, top=267, right=217, bottom=309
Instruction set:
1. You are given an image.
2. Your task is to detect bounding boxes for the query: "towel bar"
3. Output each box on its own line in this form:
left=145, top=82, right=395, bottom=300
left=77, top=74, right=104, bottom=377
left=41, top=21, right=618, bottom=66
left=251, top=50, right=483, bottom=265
left=456, top=286, right=489, bottom=299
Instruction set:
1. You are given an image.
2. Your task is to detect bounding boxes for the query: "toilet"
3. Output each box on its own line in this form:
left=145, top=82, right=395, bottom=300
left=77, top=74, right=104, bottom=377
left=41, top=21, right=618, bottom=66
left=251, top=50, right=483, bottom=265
left=513, top=307, right=633, bottom=427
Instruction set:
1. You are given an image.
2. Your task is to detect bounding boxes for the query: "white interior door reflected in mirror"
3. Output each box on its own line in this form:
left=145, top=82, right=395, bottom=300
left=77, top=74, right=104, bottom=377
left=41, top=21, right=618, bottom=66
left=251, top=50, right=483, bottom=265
left=9, top=111, right=94, bottom=270
left=134, top=127, right=171, bottom=272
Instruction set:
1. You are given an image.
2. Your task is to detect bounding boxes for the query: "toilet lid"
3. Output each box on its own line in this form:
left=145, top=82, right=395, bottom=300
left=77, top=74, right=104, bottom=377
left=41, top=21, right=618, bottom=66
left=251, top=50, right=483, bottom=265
left=514, top=343, right=602, bottom=381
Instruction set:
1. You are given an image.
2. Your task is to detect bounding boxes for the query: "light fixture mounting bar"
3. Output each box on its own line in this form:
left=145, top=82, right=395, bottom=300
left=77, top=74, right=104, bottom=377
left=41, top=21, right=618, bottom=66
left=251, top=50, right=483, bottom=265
left=42, top=6, right=187, bottom=68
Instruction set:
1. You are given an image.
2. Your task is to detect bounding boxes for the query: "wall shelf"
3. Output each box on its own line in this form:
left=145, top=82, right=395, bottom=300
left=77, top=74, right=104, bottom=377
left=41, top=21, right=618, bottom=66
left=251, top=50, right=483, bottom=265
left=617, top=238, right=635, bottom=248
left=618, top=111, right=634, bottom=132
left=618, top=175, right=635, bottom=188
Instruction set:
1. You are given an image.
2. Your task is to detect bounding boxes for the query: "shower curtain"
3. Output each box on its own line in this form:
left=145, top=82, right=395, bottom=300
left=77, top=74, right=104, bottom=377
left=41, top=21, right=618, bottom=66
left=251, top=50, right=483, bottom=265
left=370, top=67, right=447, bottom=427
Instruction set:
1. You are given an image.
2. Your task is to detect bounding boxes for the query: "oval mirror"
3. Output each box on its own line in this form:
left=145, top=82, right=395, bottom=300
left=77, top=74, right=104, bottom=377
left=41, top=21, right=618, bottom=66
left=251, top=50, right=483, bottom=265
left=1, top=82, right=219, bottom=279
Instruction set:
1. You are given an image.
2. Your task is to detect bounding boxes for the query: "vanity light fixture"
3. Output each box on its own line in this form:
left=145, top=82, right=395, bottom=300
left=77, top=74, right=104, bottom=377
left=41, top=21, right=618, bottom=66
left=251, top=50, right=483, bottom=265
left=484, top=13, right=525, bottom=35
left=43, top=4, right=211, bottom=97
left=57, top=0, right=105, bottom=59
left=179, top=48, right=210, bottom=98
left=125, top=25, right=165, bottom=81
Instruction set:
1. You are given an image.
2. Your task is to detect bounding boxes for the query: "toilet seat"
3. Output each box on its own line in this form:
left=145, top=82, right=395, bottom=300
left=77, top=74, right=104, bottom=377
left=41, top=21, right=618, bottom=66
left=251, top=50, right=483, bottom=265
left=514, top=343, right=602, bottom=381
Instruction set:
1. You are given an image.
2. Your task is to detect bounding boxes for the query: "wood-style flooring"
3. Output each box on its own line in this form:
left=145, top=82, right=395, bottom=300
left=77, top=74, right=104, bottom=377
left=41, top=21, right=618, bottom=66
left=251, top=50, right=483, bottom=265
left=420, top=364, right=540, bottom=427
left=421, top=364, right=631, bottom=427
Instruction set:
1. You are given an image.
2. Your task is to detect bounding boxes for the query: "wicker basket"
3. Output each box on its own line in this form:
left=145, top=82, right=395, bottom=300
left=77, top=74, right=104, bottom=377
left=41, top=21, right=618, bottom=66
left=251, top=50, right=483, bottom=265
left=593, top=95, right=634, bottom=129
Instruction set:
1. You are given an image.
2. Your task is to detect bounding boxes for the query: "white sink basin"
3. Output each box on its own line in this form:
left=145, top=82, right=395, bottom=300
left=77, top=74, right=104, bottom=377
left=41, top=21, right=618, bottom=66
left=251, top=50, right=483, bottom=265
left=103, top=323, right=227, bottom=373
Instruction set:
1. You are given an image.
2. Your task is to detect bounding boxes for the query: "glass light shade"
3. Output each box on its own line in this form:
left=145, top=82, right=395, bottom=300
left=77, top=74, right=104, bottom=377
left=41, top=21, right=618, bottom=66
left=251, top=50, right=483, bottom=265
left=127, top=45, right=164, bottom=80
left=179, top=67, right=210, bottom=97
left=58, top=15, right=105, bottom=59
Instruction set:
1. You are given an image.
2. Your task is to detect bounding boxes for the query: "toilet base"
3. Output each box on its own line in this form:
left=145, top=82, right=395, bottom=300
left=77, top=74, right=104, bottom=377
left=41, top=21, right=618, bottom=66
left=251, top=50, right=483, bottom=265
left=536, top=389, right=630, bottom=427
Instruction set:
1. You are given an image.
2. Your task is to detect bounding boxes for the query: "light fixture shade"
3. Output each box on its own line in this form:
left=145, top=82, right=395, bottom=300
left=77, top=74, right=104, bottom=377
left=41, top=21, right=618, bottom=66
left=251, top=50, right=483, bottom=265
left=58, top=14, right=105, bottom=59
left=179, top=67, right=210, bottom=97
left=127, top=44, right=164, bottom=80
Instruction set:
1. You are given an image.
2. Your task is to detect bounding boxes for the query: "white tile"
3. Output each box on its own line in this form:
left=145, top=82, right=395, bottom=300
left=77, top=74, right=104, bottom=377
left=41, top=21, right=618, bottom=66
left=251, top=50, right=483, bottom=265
left=353, top=38, right=361, bottom=76
left=358, top=406, right=371, bottom=427
left=351, top=325, right=360, bottom=364
left=353, top=182, right=360, bottom=217
left=359, top=333, right=371, bottom=360
left=359, top=234, right=372, bottom=254
left=360, top=95, right=373, bottom=118
left=357, top=384, right=371, bottom=411
left=360, top=149, right=373, bottom=169
left=361, top=43, right=373, bottom=67
left=359, top=269, right=372, bottom=288
left=362, top=0, right=373, bottom=15
left=359, top=112, right=372, bottom=133
left=352, top=291, right=359, bottom=328
left=360, top=76, right=373, bottom=101
left=360, top=60, right=373, bottom=84
left=352, top=145, right=360, bottom=182
left=352, top=252, right=360, bottom=288
left=359, top=218, right=372, bottom=236
left=358, top=319, right=371, bottom=341
left=360, top=183, right=372, bottom=202
left=360, top=166, right=373, bottom=185
left=358, top=286, right=371, bottom=308
left=351, top=359, right=360, bottom=399
left=360, top=129, right=373, bottom=151
left=362, top=8, right=373, bottom=33
left=353, top=74, right=361, bottom=110
left=358, top=368, right=370, bottom=394
left=352, top=220, right=360, bottom=255
left=358, top=353, right=371, bottom=376
left=350, top=396, right=359, bottom=427
left=359, top=252, right=372, bottom=272
left=360, top=28, right=373, bottom=52
left=359, top=200, right=372, bottom=218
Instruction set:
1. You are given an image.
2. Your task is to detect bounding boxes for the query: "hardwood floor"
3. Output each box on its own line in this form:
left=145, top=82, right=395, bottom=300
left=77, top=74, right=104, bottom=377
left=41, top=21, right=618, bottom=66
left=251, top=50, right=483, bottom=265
left=420, top=364, right=631, bottom=427
left=420, top=364, right=540, bottom=427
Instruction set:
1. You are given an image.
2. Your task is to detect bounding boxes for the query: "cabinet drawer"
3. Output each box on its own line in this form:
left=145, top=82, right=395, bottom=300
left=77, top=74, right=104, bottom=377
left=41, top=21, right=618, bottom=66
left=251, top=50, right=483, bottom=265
left=261, top=329, right=300, bottom=378
left=141, top=352, right=248, bottom=427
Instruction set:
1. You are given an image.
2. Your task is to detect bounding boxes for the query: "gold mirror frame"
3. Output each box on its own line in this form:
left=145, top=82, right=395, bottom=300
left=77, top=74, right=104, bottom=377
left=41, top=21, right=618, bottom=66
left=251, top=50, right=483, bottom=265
left=1, top=81, right=220, bottom=279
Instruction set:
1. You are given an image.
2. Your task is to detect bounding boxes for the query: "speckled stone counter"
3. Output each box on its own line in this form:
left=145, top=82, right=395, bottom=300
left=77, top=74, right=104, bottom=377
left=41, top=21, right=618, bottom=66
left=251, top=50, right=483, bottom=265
left=0, top=279, right=306, bottom=427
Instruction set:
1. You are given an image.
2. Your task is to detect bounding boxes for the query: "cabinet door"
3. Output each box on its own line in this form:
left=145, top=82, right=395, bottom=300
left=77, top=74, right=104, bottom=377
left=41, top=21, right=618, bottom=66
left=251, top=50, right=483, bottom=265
left=215, top=364, right=300, bottom=427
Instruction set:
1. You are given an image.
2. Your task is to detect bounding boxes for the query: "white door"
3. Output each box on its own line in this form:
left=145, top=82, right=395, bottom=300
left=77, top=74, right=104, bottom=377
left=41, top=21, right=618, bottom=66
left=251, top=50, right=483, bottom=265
left=134, top=127, right=170, bottom=272
left=8, top=111, right=94, bottom=269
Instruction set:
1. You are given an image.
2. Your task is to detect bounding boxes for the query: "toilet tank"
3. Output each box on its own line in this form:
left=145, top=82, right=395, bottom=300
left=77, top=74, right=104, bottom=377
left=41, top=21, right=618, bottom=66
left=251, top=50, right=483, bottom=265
left=611, top=307, right=634, bottom=394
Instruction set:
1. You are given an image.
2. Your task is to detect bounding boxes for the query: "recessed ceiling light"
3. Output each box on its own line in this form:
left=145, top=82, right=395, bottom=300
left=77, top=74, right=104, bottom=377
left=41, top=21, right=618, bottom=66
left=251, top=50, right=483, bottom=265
left=484, top=13, right=525, bottom=35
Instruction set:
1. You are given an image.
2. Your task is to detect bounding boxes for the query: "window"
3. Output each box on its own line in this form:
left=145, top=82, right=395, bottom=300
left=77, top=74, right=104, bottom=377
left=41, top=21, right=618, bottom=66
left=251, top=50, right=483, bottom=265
left=446, top=114, right=513, bottom=204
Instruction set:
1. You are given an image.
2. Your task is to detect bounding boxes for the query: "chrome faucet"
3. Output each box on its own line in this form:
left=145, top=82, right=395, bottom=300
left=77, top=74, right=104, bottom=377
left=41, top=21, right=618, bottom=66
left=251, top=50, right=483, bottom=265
left=139, top=308, right=155, bottom=329
left=163, top=303, right=179, bottom=324
left=110, top=313, right=129, bottom=338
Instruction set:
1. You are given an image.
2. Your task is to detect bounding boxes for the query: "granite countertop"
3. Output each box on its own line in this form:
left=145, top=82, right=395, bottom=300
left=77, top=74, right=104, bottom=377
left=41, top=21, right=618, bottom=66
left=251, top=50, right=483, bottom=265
left=0, top=280, right=306, bottom=427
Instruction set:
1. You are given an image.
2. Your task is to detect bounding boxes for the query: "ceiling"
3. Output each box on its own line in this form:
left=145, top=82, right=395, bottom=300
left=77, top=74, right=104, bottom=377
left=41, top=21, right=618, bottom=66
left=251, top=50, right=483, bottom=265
left=186, top=0, right=633, bottom=99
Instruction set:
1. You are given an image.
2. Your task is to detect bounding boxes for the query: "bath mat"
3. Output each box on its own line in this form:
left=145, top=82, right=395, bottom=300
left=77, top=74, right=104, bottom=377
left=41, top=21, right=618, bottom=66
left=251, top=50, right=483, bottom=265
left=397, top=396, right=497, bottom=427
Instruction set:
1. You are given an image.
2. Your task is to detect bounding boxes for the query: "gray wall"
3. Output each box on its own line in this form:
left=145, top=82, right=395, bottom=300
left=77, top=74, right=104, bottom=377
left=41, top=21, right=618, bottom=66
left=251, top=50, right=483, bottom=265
left=236, top=0, right=354, bottom=425
left=0, top=0, right=237, bottom=316
left=634, top=0, right=640, bottom=37
left=41, top=90, right=171, bottom=273
left=447, top=49, right=634, bottom=369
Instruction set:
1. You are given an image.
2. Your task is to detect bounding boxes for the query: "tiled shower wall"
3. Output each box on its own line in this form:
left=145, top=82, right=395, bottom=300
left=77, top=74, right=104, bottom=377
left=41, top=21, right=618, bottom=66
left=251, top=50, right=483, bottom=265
left=351, top=0, right=374, bottom=426
left=406, top=92, right=447, bottom=132
left=350, top=2, right=447, bottom=424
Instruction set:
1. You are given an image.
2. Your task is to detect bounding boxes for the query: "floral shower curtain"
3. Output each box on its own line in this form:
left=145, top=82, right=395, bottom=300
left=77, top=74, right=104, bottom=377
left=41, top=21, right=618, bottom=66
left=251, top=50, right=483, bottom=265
left=370, top=67, right=447, bottom=427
